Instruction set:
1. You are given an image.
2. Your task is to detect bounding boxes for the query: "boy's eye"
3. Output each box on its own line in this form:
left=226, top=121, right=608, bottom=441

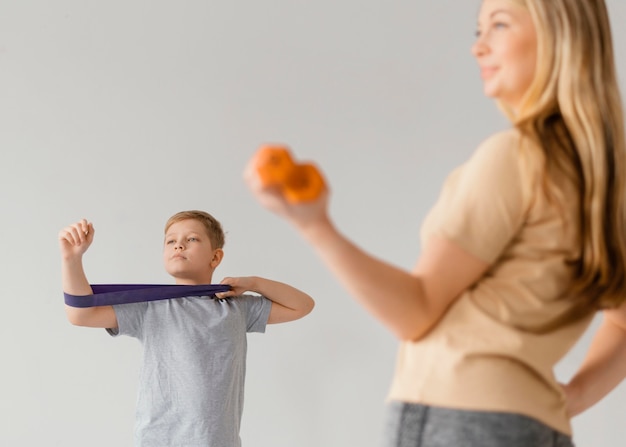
left=166, top=240, right=175, bottom=244
left=188, top=237, right=198, bottom=242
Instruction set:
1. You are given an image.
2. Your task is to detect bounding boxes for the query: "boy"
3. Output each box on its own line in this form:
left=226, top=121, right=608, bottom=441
left=59, top=210, right=315, bottom=447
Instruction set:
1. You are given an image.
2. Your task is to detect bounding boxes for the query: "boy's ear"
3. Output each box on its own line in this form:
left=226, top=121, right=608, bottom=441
left=210, top=248, right=224, bottom=268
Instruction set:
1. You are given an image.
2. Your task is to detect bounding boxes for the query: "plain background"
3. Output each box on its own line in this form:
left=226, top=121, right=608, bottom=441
left=1, top=1, right=625, bottom=446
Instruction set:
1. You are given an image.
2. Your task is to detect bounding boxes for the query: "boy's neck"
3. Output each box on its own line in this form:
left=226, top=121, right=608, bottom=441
left=174, top=276, right=214, bottom=285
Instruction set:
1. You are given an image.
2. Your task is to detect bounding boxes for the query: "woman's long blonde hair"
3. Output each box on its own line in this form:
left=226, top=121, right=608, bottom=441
left=504, top=0, right=626, bottom=322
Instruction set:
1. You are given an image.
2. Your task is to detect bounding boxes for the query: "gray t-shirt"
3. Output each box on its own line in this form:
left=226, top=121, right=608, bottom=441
left=107, top=294, right=272, bottom=447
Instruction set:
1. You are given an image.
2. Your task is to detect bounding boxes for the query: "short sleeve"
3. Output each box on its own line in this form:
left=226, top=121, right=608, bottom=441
left=105, top=302, right=147, bottom=338
left=237, top=294, right=272, bottom=333
left=430, top=130, right=529, bottom=263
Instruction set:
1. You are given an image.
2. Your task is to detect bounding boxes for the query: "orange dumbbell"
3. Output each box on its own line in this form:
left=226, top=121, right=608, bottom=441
left=252, top=145, right=325, bottom=203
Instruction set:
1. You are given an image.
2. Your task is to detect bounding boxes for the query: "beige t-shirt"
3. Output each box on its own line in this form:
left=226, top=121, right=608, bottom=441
left=387, top=129, right=594, bottom=435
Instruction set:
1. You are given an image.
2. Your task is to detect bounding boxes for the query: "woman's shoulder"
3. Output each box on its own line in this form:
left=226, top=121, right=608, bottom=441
left=476, top=128, right=523, bottom=156
left=467, top=128, right=525, bottom=174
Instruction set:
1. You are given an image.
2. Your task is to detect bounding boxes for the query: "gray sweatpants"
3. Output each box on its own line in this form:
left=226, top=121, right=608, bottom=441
left=383, top=401, right=574, bottom=447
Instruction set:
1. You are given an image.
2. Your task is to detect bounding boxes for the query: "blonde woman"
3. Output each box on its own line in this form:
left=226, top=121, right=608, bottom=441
left=245, top=0, right=626, bottom=446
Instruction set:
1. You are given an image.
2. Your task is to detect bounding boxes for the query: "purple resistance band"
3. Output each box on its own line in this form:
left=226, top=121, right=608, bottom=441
left=64, top=284, right=232, bottom=308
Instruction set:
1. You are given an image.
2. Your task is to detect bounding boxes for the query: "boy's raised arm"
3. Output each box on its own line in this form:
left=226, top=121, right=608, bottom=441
left=217, top=276, right=314, bottom=324
left=59, top=219, right=117, bottom=329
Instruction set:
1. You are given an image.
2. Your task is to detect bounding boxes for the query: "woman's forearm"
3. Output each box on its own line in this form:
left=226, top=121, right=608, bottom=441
left=565, top=310, right=626, bottom=416
left=296, top=217, right=429, bottom=340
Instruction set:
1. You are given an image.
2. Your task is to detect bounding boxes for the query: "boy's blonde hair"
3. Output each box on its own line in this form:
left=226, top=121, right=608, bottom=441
left=164, top=210, right=225, bottom=249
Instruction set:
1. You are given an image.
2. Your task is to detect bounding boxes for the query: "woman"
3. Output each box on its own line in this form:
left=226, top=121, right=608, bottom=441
left=245, top=0, right=626, bottom=445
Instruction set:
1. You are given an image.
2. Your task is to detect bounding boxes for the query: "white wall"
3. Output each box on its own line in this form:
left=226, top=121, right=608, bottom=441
left=0, top=1, right=624, bottom=446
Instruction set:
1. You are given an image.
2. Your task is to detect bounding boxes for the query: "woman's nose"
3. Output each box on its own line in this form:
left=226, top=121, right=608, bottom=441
left=471, top=34, right=489, bottom=58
